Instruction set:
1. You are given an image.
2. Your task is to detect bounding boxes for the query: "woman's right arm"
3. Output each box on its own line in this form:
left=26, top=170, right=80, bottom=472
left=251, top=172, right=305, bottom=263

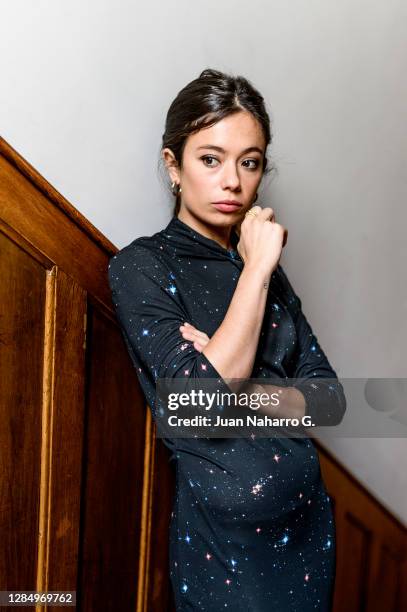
left=188, top=205, right=286, bottom=381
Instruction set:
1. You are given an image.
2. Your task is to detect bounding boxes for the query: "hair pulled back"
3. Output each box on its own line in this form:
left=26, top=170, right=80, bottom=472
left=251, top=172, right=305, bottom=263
left=160, top=68, right=275, bottom=216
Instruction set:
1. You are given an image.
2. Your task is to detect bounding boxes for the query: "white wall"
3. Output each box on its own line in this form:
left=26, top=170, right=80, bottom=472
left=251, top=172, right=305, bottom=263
left=1, top=0, right=406, bottom=524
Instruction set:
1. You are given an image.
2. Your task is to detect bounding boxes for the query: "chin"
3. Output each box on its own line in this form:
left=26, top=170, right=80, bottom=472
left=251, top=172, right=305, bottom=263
left=211, top=207, right=244, bottom=220
left=209, top=214, right=240, bottom=228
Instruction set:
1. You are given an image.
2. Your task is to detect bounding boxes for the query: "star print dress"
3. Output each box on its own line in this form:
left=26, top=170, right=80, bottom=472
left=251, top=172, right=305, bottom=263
left=108, top=216, right=346, bottom=611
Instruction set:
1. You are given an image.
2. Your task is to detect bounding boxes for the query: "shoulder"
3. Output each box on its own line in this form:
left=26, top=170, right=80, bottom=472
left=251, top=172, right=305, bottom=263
left=108, top=234, right=171, bottom=290
left=108, top=238, right=156, bottom=268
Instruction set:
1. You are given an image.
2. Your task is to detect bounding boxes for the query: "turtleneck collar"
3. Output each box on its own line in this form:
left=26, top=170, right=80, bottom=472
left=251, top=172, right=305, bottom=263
left=160, top=216, right=242, bottom=263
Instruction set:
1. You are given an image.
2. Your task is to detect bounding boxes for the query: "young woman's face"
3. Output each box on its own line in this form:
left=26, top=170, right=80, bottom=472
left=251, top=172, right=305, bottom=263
left=163, top=111, right=266, bottom=231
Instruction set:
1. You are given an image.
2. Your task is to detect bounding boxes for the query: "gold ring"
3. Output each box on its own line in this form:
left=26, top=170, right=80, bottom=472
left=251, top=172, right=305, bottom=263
left=245, top=210, right=258, bottom=218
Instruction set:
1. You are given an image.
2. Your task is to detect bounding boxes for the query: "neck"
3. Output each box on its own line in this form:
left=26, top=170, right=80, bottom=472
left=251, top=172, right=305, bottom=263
left=177, top=208, right=234, bottom=250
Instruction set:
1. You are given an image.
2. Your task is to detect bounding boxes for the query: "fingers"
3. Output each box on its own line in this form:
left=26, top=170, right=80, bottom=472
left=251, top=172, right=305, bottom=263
left=193, top=341, right=204, bottom=353
left=179, top=322, right=210, bottom=350
left=245, top=205, right=275, bottom=223
left=259, top=206, right=275, bottom=222
left=246, top=206, right=287, bottom=246
left=180, top=322, right=209, bottom=340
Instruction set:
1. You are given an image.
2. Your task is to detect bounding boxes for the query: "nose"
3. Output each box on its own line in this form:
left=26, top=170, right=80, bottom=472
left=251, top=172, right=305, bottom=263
left=221, top=160, right=241, bottom=192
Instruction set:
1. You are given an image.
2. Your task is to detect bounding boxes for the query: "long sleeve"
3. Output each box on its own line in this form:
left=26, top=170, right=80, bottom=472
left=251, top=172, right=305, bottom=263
left=276, top=265, right=347, bottom=426
left=108, top=244, right=229, bottom=418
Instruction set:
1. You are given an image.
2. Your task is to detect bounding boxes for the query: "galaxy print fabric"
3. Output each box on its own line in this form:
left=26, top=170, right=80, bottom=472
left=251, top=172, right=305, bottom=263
left=108, top=216, right=345, bottom=610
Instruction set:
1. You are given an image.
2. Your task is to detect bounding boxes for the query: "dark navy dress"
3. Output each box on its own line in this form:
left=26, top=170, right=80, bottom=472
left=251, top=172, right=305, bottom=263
left=108, top=216, right=346, bottom=611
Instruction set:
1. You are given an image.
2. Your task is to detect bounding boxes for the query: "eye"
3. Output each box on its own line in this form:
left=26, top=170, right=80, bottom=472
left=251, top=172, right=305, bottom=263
left=200, top=155, right=260, bottom=170
left=242, top=159, right=260, bottom=170
left=200, top=155, right=219, bottom=167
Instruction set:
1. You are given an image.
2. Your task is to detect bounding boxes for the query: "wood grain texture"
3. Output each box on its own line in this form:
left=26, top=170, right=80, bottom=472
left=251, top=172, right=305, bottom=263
left=0, top=232, right=46, bottom=590
left=317, top=441, right=407, bottom=612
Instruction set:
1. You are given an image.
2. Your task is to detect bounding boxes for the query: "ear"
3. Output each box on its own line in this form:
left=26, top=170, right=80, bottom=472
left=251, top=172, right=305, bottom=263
left=162, top=148, right=181, bottom=184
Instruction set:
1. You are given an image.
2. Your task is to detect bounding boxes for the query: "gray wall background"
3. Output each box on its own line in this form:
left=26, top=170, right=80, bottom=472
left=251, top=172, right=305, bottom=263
left=1, top=0, right=406, bottom=523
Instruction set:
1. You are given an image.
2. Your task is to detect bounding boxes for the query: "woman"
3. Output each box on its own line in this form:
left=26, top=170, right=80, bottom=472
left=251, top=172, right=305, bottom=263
left=108, top=68, right=346, bottom=611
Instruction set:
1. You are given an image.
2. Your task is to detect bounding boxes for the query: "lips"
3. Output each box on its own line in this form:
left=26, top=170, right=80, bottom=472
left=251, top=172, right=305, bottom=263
left=212, top=201, right=243, bottom=213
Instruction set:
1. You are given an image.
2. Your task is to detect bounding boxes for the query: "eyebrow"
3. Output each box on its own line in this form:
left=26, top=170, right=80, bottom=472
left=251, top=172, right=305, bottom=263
left=196, top=145, right=264, bottom=155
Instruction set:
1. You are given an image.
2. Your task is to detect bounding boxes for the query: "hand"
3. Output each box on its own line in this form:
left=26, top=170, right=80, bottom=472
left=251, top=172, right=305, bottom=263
left=237, top=205, right=288, bottom=276
left=179, top=322, right=210, bottom=353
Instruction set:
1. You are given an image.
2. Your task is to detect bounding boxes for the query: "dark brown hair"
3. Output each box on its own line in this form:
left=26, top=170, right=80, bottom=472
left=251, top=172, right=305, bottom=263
left=160, top=68, right=275, bottom=217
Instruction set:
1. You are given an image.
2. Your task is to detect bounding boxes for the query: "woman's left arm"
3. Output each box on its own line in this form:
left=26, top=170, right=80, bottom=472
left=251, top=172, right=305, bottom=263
left=274, top=264, right=347, bottom=426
